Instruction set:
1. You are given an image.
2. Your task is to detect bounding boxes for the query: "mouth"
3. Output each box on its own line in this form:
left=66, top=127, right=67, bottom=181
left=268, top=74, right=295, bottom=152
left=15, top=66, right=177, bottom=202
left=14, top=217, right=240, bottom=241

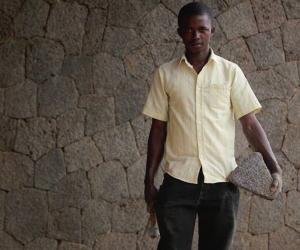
left=190, top=42, right=203, bottom=47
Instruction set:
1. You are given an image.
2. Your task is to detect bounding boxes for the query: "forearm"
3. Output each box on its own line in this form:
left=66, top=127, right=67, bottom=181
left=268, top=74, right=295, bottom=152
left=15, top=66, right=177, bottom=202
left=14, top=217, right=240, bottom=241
left=144, top=123, right=167, bottom=185
left=242, top=120, right=282, bottom=175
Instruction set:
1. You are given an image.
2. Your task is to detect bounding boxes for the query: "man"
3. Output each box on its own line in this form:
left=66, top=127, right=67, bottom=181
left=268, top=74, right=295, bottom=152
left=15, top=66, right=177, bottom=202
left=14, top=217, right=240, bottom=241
left=142, top=2, right=283, bottom=250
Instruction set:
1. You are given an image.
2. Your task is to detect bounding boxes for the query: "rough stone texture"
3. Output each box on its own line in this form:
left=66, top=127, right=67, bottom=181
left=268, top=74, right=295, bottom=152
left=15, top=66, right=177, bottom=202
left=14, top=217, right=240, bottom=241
left=0, top=11, right=13, bottom=41
left=288, top=90, right=300, bottom=125
left=246, top=29, right=285, bottom=69
left=108, top=0, right=159, bottom=28
left=94, top=233, right=137, bottom=250
left=78, top=95, right=115, bottom=136
left=131, top=115, right=152, bottom=155
left=64, top=137, right=103, bottom=173
left=128, top=155, right=146, bottom=199
left=35, top=148, right=66, bottom=190
left=0, top=191, right=5, bottom=230
left=282, top=0, right=300, bottom=19
left=251, top=0, right=286, bottom=32
left=81, top=200, right=112, bottom=247
left=256, top=99, right=287, bottom=151
left=219, top=38, right=256, bottom=73
left=5, top=189, right=48, bottom=244
left=0, top=230, right=23, bottom=250
left=217, top=1, right=258, bottom=40
left=82, top=8, right=106, bottom=55
left=269, top=226, right=300, bottom=250
left=38, top=76, right=78, bottom=118
left=76, top=0, right=107, bottom=9
left=14, top=117, right=56, bottom=160
left=0, top=39, right=25, bottom=88
left=58, top=241, right=92, bottom=250
left=46, top=1, right=88, bottom=55
left=0, top=116, right=17, bottom=151
left=14, top=0, right=49, bottom=38
left=56, top=108, right=85, bottom=147
left=137, top=4, right=179, bottom=44
left=247, top=69, right=295, bottom=101
left=0, top=0, right=23, bottom=17
left=88, top=161, right=129, bottom=203
left=27, top=37, right=64, bottom=83
left=0, top=89, right=3, bottom=114
left=48, top=207, right=81, bottom=243
left=150, top=42, right=177, bottom=67
left=161, top=0, right=191, bottom=15
left=5, top=79, right=37, bottom=118
left=282, top=124, right=300, bottom=167
left=112, top=199, right=148, bottom=233
left=25, top=237, right=57, bottom=250
left=249, top=193, right=285, bottom=234
left=48, top=169, right=91, bottom=211
left=62, top=55, right=94, bottom=95
left=230, top=232, right=268, bottom=250
left=282, top=20, right=300, bottom=61
left=93, top=122, right=140, bottom=167
left=236, top=189, right=252, bottom=232
left=274, top=62, right=300, bottom=87
left=0, top=152, right=34, bottom=191
left=285, top=190, right=300, bottom=232
left=210, top=19, right=227, bottom=51
left=94, top=53, right=125, bottom=97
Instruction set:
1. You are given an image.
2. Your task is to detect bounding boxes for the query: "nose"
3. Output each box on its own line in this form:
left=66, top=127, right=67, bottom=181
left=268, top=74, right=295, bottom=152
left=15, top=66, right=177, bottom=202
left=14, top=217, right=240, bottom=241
left=192, top=30, right=201, bottom=38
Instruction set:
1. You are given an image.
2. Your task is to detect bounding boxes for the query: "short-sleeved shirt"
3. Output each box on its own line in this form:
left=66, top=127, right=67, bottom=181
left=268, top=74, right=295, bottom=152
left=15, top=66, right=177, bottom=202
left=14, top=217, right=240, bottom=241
left=142, top=47, right=262, bottom=184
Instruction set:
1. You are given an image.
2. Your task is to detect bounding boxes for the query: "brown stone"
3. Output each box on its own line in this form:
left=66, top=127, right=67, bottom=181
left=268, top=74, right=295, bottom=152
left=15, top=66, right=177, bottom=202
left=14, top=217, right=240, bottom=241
left=251, top=0, right=286, bottom=32
left=0, top=230, right=23, bottom=250
left=0, top=116, right=17, bottom=151
left=282, top=124, right=300, bottom=167
left=274, top=62, right=300, bottom=87
left=282, top=0, right=300, bottom=19
left=269, top=226, right=300, bottom=250
left=236, top=189, right=252, bottom=232
left=0, top=11, right=13, bottom=41
left=0, top=191, right=5, bottom=230
left=76, top=0, right=107, bottom=9
left=150, top=42, right=177, bottom=67
left=288, top=90, right=300, bottom=125
left=0, top=0, right=23, bottom=17
left=285, top=190, right=300, bottom=232
left=230, top=232, right=268, bottom=250
left=210, top=18, right=228, bottom=51
left=94, top=233, right=137, bottom=250
left=217, top=1, right=258, bottom=40
left=25, top=238, right=58, bottom=250
left=58, top=242, right=91, bottom=250
left=282, top=20, right=300, bottom=61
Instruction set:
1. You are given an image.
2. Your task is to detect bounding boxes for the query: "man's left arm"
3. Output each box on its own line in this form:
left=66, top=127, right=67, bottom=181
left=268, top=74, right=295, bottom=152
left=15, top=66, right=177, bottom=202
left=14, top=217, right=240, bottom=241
left=239, top=112, right=283, bottom=194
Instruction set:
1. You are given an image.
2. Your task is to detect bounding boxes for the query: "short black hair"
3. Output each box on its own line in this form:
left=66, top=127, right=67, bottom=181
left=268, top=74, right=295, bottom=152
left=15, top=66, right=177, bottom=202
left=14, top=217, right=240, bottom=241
left=178, top=2, right=213, bottom=28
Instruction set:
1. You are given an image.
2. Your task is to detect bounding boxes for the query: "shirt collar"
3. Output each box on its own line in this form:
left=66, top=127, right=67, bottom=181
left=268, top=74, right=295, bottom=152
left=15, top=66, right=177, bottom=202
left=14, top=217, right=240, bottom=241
left=178, top=47, right=218, bottom=66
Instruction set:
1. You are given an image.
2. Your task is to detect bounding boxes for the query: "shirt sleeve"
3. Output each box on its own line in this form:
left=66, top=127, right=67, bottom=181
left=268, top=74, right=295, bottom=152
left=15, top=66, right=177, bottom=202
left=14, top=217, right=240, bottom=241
left=230, top=64, right=262, bottom=120
left=142, top=67, right=169, bottom=121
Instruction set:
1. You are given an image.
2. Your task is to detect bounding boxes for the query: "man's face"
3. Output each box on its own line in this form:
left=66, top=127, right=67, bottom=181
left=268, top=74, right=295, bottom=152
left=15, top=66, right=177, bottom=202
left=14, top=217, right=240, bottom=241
left=178, top=14, right=214, bottom=54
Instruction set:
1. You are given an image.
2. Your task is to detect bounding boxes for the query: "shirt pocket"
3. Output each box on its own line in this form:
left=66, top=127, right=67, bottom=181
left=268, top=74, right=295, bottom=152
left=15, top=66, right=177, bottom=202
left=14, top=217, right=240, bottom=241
left=203, top=84, right=231, bottom=110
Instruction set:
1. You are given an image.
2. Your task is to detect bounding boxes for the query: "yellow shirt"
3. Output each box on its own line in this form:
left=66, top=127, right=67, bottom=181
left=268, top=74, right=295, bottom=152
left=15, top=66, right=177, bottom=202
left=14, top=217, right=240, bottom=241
left=142, top=48, right=262, bottom=184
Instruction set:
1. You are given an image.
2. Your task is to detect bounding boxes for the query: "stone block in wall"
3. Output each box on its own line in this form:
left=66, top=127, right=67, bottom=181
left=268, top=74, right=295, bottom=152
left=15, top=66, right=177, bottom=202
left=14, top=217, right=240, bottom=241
left=286, top=190, right=300, bottom=232
left=57, top=108, right=85, bottom=147
left=64, top=137, right=103, bottom=173
left=88, top=161, right=129, bottom=203
left=58, top=241, right=91, bottom=250
left=288, top=89, right=300, bottom=125
left=0, top=39, right=25, bottom=88
left=282, top=20, right=300, bottom=61
left=0, top=89, right=3, bottom=114
left=112, top=199, right=148, bottom=233
left=93, top=122, right=140, bottom=167
left=248, top=192, right=285, bottom=234
left=26, top=37, right=64, bottom=84
left=24, top=237, right=58, bottom=250
left=5, top=188, right=48, bottom=244
left=0, top=230, right=23, bottom=250
left=236, top=189, right=252, bottom=232
left=128, top=155, right=146, bottom=199
left=219, top=38, right=256, bottom=73
left=5, top=79, right=37, bottom=118
left=256, top=99, right=287, bottom=151
left=251, top=0, right=286, bottom=32
left=81, top=199, right=112, bottom=247
left=48, top=207, right=81, bottom=243
left=76, top=0, right=107, bottom=9
left=82, top=8, right=106, bottom=55
left=282, top=0, right=300, bottom=19
left=150, top=42, right=177, bottom=67
left=14, top=0, right=49, bottom=38
left=0, top=0, right=23, bottom=17
left=246, top=29, right=285, bottom=69
left=0, top=191, right=5, bottom=230
left=137, top=4, right=179, bottom=44
left=14, top=117, right=56, bottom=161
left=35, top=148, right=66, bottom=190
left=94, top=233, right=137, bottom=250
left=48, top=169, right=91, bottom=211
left=0, top=152, right=34, bottom=191
left=78, top=95, right=115, bottom=136
left=230, top=232, right=268, bottom=250
left=217, top=1, right=257, bottom=40
left=46, top=1, right=87, bottom=55
left=161, top=0, right=193, bottom=15
left=210, top=19, right=227, bottom=52
left=0, top=11, right=13, bottom=41
left=274, top=62, right=300, bottom=87
left=0, top=116, right=17, bottom=151
left=282, top=124, right=300, bottom=167
left=269, top=226, right=300, bottom=250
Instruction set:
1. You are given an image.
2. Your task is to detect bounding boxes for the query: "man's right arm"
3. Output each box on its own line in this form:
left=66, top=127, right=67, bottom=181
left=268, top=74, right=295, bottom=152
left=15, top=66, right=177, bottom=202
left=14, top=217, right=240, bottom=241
left=144, top=118, right=167, bottom=212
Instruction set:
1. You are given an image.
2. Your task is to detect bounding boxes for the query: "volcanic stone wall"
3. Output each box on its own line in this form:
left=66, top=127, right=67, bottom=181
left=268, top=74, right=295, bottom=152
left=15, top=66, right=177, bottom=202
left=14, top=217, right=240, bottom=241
left=0, top=0, right=299, bottom=249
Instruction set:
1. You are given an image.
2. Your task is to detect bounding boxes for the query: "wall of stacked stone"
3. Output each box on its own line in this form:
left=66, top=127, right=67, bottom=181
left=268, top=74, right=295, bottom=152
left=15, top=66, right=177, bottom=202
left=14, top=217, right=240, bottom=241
left=0, top=0, right=299, bottom=249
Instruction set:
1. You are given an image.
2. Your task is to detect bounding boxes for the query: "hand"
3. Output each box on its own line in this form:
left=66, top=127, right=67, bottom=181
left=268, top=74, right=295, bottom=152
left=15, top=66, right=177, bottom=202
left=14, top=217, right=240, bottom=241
left=270, top=172, right=283, bottom=194
left=144, top=183, right=158, bottom=214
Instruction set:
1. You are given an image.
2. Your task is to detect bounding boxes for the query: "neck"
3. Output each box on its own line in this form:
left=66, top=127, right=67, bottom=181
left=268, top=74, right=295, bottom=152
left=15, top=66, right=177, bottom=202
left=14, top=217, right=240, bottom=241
left=185, top=47, right=211, bottom=66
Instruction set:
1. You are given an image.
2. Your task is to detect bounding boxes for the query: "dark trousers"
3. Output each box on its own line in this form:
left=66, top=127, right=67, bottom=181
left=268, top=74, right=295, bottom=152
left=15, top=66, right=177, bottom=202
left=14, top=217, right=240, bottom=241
left=154, top=167, right=240, bottom=250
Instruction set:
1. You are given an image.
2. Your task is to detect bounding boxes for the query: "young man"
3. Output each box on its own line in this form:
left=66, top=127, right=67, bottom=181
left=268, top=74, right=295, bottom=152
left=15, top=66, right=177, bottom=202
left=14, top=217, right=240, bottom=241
left=142, top=2, right=283, bottom=250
